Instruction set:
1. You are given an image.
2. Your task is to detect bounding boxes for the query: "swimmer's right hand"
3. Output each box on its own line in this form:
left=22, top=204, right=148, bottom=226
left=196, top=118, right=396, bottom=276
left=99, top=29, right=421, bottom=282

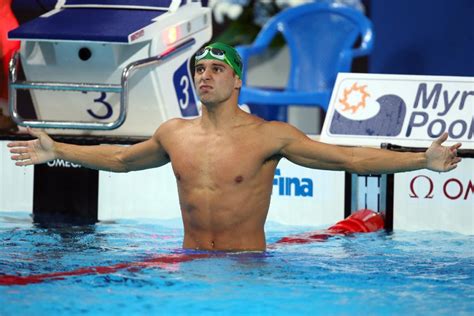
left=8, top=128, right=56, bottom=166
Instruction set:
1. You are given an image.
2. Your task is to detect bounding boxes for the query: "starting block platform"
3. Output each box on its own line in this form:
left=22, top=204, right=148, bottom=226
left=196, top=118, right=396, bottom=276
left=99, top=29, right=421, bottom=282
left=8, top=0, right=211, bottom=136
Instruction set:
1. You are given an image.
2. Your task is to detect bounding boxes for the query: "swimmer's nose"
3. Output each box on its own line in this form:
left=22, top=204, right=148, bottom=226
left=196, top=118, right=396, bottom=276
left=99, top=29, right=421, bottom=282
left=200, top=67, right=213, bottom=80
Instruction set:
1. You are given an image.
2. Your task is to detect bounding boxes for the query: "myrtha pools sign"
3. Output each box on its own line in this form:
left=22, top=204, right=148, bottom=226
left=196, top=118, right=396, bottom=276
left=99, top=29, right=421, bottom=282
left=321, top=73, right=474, bottom=149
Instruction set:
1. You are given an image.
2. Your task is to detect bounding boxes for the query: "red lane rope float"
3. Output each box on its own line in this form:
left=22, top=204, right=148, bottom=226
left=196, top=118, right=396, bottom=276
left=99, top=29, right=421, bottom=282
left=0, top=209, right=384, bottom=286
left=274, top=209, right=385, bottom=244
left=0, top=253, right=212, bottom=286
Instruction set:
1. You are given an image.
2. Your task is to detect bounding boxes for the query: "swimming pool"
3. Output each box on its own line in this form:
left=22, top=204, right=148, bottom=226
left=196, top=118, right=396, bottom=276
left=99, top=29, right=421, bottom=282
left=1, top=211, right=473, bottom=315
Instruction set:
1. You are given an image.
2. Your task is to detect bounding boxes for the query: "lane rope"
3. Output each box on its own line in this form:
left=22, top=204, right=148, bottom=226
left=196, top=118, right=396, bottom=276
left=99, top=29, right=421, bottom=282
left=0, top=209, right=384, bottom=286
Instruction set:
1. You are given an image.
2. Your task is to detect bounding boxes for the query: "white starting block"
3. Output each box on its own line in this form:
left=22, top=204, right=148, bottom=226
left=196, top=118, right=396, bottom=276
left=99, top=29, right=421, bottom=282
left=8, top=0, right=211, bottom=136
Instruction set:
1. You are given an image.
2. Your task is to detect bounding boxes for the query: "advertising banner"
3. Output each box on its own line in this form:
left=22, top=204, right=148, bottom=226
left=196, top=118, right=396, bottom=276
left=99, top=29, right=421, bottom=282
left=267, top=159, right=345, bottom=227
left=394, top=159, right=473, bottom=234
left=321, top=73, right=473, bottom=149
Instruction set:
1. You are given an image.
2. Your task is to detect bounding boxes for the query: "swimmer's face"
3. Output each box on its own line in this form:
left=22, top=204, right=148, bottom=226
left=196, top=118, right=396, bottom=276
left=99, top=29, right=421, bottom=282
left=194, top=59, right=241, bottom=106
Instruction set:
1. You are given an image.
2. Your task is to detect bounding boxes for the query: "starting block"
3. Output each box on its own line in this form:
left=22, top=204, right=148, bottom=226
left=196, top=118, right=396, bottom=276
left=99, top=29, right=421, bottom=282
left=8, top=0, right=211, bottom=136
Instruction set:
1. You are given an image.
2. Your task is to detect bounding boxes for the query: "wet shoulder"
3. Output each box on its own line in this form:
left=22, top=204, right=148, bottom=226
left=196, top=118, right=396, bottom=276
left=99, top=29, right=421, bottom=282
left=162, top=117, right=197, bottom=129
left=255, top=119, right=308, bottom=152
left=257, top=119, right=297, bottom=137
left=158, top=117, right=197, bottom=132
left=153, top=117, right=197, bottom=141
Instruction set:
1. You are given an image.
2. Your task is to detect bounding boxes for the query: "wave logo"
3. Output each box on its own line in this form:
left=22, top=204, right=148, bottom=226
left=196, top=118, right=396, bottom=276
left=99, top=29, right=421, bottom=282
left=329, top=82, right=406, bottom=136
left=273, top=169, right=313, bottom=197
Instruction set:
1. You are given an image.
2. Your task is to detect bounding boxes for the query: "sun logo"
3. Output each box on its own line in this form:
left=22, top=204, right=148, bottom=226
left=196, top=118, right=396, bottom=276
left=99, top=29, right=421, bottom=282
left=338, top=82, right=370, bottom=113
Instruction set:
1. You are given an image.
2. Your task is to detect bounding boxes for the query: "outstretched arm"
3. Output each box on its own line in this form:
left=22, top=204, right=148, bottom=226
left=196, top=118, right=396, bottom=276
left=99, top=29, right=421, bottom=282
left=269, top=122, right=461, bottom=174
left=8, top=127, right=170, bottom=172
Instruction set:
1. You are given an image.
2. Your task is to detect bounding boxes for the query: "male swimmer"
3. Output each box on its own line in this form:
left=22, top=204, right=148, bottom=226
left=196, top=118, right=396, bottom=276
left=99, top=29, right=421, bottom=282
left=8, top=42, right=462, bottom=252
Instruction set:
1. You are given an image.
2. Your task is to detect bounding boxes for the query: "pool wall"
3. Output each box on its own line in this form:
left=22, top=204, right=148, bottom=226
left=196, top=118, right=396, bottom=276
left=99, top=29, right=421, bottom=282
left=1, top=140, right=472, bottom=234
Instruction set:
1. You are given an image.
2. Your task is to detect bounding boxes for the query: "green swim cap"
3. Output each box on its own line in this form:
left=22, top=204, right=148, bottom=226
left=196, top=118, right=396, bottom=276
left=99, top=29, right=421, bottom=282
left=194, top=42, right=243, bottom=78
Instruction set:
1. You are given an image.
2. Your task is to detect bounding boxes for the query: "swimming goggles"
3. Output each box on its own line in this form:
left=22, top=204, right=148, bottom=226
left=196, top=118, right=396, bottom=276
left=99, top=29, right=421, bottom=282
left=195, top=47, right=242, bottom=68
left=194, top=44, right=243, bottom=78
left=196, top=47, right=229, bottom=62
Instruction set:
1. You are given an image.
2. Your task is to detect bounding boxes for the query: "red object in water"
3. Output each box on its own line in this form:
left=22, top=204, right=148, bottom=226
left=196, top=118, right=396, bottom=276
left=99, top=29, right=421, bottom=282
left=0, top=209, right=384, bottom=286
left=0, top=0, right=20, bottom=100
left=275, top=209, right=384, bottom=244
left=0, top=253, right=212, bottom=286
left=328, top=208, right=385, bottom=234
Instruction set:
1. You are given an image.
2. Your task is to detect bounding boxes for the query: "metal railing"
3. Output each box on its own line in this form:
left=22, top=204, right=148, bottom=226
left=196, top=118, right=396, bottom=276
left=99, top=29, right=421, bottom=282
left=9, top=38, right=196, bottom=130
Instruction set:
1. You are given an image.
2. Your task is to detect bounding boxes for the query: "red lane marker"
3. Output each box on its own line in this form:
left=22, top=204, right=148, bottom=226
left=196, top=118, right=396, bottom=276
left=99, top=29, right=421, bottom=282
left=274, top=209, right=384, bottom=245
left=0, top=253, right=211, bottom=286
left=0, top=209, right=384, bottom=286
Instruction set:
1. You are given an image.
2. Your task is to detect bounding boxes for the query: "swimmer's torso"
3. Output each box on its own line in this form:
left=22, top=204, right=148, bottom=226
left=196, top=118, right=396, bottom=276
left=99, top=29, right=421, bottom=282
left=159, top=116, right=280, bottom=251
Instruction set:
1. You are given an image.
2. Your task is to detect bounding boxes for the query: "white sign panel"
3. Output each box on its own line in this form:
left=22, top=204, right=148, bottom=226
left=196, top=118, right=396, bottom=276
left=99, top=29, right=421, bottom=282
left=267, top=159, right=345, bottom=227
left=98, top=164, right=181, bottom=221
left=0, top=142, right=34, bottom=213
left=393, top=159, right=473, bottom=235
left=321, top=73, right=474, bottom=149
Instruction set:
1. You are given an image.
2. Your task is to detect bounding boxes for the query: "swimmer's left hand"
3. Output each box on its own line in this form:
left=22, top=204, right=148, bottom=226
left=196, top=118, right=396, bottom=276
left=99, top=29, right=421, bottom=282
left=425, top=132, right=462, bottom=172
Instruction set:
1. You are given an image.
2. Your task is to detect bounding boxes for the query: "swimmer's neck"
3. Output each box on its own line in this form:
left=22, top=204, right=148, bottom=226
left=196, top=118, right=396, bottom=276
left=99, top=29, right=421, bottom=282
left=200, top=101, right=243, bottom=130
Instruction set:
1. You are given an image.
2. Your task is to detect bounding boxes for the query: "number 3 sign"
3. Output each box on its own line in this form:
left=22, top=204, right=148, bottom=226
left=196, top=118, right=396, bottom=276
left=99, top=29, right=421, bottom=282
left=83, top=91, right=113, bottom=120
left=173, top=60, right=198, bottom=117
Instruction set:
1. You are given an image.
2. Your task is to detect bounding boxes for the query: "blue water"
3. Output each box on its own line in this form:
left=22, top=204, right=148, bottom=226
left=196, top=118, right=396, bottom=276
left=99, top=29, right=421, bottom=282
left=1, top=212, right=473, bottom=316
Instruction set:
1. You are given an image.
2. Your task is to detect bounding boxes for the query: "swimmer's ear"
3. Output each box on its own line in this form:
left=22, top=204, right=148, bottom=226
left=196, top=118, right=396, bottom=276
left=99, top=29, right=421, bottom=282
left=235, top=76, right=242, bottom=89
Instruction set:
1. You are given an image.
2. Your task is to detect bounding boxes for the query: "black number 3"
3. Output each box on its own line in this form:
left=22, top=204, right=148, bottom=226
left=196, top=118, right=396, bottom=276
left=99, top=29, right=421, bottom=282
left=86, top=92, right=113, bottom=119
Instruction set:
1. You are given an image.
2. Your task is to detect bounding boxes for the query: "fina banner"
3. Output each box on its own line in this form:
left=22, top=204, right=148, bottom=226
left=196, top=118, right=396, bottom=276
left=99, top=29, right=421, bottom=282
left=321, top=73, right=474, bottom=149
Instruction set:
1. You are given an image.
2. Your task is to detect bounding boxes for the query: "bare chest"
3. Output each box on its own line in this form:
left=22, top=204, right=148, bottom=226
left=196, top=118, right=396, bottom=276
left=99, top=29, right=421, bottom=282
left=167, top=134, right=271, bottom=185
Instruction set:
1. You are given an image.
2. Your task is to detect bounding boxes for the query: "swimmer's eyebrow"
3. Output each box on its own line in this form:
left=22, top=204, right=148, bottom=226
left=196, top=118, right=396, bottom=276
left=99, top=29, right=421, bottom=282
left=195, top=62, right=228, bottom=69
left=210, top=62, right=226, bottom=68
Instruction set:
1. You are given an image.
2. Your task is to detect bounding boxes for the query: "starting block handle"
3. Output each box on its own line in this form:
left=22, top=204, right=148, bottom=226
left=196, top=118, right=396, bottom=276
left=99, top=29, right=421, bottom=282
left=9, top=38, right=196, bottom=130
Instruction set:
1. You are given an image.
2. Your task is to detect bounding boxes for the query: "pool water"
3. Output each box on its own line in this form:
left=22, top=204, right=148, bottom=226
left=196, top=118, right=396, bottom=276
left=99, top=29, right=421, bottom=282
left=1, top=212, right=473, bottom=315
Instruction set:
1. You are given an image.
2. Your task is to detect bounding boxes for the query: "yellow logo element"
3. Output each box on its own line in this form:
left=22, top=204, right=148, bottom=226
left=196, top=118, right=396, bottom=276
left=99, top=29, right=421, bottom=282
left=338, top=82, right=370, bottom=113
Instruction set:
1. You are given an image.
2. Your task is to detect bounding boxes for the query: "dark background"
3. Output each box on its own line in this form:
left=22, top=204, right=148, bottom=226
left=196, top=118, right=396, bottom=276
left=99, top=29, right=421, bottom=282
left=368, top=0, right=473, bottom=76
left=11, top=0, right=473, bottom=77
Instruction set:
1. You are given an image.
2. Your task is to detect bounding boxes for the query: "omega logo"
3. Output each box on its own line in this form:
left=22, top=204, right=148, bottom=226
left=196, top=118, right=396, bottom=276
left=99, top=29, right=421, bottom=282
left=409, top=175, right=473, bottom=200
left=47, top=159, right=82, bottom=168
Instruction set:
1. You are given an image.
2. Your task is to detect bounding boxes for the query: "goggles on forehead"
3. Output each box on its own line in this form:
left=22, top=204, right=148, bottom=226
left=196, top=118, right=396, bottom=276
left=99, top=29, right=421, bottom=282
left=195, top=47, right=243, bottom=68
left=195, top=47, right=226, bottom=61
